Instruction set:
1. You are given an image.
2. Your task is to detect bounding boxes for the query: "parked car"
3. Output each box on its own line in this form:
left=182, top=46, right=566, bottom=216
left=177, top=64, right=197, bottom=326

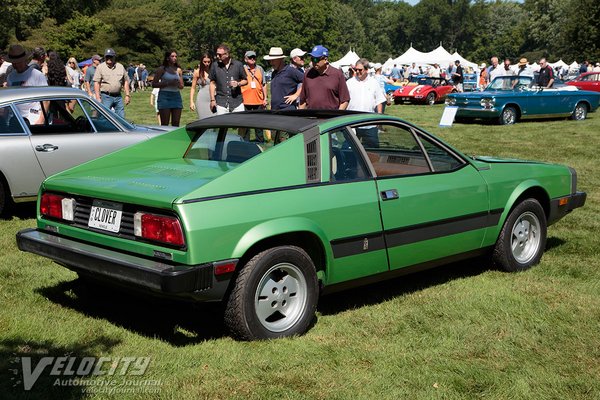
left=446, top=76, right=600, bottom=124
left=566, top=72, right=600, bottom=92
left=0, top=87, right=173, bottom=215
left=17, top=110, right=586, bottom=340
left=182, top=70, right=194, bottom=86
left=462, top=73, right=478, bottom=92
left=393, top=77, right=456, bottom=105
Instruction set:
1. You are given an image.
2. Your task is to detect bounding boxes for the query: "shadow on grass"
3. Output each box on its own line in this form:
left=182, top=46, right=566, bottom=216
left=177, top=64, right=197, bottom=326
left=0, top=336, right=120, bottom=400
left=36, top=279, right=226, bottom=346
left=0, top=202, right=36, bottom=221
left=318, top=256, right=492, bottom=316
left=546, top=236, right=566, bottom=251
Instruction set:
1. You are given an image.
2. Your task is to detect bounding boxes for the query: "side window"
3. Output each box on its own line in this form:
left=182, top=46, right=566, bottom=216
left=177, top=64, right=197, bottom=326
left=364, top=123, right=431, bottom=177
left=419, top=135, right=465, bottom=172
left=0, top=106, right=25, bottom=134
left=44, top=99, right=93, bottom=133
left=80, top=99, right=119, bottom=132
left=329, top=128, right=369, bottom=182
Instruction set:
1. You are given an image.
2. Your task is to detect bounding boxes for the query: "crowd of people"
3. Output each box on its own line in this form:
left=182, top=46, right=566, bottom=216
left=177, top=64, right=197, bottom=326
left=2, top=43, right=600, bottom=132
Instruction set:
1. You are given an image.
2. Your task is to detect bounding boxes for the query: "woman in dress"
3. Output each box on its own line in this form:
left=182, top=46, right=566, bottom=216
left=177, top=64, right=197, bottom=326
left=66, top=57, right=82, bottom=89
left=189, top=53, right=214, bottom=119
left=153, top=50, right=184, bottom=126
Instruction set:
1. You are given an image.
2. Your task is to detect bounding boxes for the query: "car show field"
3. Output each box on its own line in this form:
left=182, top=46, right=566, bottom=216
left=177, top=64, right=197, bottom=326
left=1, top=88, right=599, bottom=399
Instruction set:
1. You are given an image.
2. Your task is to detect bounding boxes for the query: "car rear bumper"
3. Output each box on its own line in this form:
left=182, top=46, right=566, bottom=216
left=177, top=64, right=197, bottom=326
left=16, top=228, right=233, bottom=301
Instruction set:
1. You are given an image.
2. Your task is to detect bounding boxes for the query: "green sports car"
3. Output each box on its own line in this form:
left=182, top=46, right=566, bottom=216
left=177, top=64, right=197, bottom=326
left=17, top=110, right=586, bottom=340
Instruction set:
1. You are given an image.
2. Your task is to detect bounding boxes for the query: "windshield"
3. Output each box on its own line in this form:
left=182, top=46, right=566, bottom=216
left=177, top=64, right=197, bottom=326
left=416, top=77, right=446, bottom=86
left=487, top=76, right=533, bottom=91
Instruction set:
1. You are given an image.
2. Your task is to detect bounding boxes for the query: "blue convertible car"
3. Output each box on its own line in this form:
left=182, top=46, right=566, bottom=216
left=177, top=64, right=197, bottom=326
left=446, top=76, right=600, bottom=125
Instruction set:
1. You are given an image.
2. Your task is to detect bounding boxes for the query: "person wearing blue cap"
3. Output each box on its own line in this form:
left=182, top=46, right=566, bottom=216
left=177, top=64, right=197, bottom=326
left=299, top=45, right=350, bottom=110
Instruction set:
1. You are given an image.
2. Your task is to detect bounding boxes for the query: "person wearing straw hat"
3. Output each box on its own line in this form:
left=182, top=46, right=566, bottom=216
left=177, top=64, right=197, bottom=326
left=516, top=58, right=533, bottom=78
left=264, top=47, right=304, bottom=111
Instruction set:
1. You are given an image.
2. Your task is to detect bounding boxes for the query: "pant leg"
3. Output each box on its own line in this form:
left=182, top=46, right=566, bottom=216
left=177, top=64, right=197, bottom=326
left=356, top=127, right=379, bottom=148
left=112, top=96, right=125, bottom=118
left=100, top=93, right=114, bottom=111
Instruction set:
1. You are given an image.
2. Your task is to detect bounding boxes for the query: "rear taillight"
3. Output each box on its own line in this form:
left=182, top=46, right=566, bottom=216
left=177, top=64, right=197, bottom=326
left=133, top=212, right=185, bottom=247
left=40, top=193, right=75, bottom=221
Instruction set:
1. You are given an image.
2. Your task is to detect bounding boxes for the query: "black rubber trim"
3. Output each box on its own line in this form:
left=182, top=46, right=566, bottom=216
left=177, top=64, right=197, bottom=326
left=330, top=209, right=503, bottom=259
left=548, top=192, right=587, bottom=225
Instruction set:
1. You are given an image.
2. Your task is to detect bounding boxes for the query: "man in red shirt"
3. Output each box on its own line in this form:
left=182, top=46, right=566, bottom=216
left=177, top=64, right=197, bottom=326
left=299, top=45, right=350, bottom=110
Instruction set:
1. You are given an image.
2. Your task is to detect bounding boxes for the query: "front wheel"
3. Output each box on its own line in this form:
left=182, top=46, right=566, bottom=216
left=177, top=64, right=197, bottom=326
left=571, top=102, right=587, bottom=120
left=0, top=179, right=11, bottom=216
left=493, top=199, right=547, bottom=272
left=499, top=106, right=517, bottom=125
left=224, top=246, right=318, bottom=340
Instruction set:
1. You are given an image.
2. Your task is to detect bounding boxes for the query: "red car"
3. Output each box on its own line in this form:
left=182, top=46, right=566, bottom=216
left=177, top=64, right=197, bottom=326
left=393, top=77, right=456, bottom=105
left=566, top=72, right=600, bottom=92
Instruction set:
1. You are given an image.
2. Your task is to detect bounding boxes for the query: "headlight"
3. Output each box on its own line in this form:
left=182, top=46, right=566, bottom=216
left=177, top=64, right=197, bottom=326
left=480, top=98, right=495, bottom=109
left=445, top=98, right=456, bottom=106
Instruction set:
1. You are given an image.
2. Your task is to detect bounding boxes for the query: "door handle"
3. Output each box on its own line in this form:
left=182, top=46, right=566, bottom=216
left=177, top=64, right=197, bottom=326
left=35, top=144, right=59, bottom=152
left=380, top=189, right=399, bottom=201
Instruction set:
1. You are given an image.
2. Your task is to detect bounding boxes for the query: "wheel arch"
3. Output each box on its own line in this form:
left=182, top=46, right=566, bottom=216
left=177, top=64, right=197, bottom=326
left=502, top=103, right=522, bottom=119
left=495, top=182, right=551, bottom=240
left=572, top=100, right=590, bottom=113
left=0, top=170, right=13, bottom=213
left=231, top=217, right=331, bottom=277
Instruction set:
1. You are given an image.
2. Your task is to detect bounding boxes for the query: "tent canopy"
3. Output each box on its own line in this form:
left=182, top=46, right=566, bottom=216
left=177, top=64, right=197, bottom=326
left=330, top=50, right=360, bottom=68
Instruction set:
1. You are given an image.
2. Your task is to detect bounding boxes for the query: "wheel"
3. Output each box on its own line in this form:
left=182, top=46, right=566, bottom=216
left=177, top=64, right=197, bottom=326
left=0, top=178, right=11, bottom=216
left=493, top=199, right=547, bottom=272
left=571, top=102, right=587, bottom=120
left=426, top=92, right=436, bottom=105
left=224, top=246, right=318, bottom=340
left=499, top=106, right=517, bottom=125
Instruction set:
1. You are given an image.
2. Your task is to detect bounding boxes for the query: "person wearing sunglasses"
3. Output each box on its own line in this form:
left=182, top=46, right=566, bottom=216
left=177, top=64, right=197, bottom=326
left=299, top=45, right=350, bottom=110
left=346, top=59, right=386, bottom=148
left=241, top=50, right=267, bottom=141
left=209, top=44, right=247, bottom=115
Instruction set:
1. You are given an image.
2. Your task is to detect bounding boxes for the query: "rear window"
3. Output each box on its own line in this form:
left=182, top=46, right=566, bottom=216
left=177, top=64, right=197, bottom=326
left=184, top=127, right=296, bottom=163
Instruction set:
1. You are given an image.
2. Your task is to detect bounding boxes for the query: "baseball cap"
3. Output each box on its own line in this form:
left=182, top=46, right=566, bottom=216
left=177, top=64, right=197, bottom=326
left=245, top=50, right=256, bottom=58
left=309, top=45, right=329, bottom=58
left=92, top=54, right=101, bottom=61
left=104, top=48, right=116, bottom=57
left=290, top=48, right=306, bottom=59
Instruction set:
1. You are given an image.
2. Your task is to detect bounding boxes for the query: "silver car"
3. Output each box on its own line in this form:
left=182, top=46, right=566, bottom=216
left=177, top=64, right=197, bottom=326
left=0, top=87, right=172, bottom=215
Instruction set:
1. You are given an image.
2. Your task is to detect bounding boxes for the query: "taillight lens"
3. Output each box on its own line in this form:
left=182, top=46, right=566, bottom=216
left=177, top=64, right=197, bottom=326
left=40, top=193, right=75, bottom=221
left=134, top=212, right=185, bottom=247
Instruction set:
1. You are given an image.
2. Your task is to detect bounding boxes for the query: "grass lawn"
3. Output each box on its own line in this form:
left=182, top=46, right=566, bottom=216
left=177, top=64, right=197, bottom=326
left=1, top=88, right=599, bottom=399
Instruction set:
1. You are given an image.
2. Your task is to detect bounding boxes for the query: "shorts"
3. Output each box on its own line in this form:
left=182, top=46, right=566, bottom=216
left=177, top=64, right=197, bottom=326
left=157, top=90, right=182, bottom=110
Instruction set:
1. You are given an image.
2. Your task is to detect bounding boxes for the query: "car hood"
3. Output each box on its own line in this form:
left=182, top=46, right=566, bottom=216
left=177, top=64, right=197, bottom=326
left=473, top=155, right=545, bottom=164
left=450, top=90, right=512, bottom=99
left=396, top=85, right=429, bottom=94
left=43, top=158, right=236, bottom=209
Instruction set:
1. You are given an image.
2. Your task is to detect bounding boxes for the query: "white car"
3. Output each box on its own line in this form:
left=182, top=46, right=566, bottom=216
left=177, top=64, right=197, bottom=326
left=0, top=87, right=173, bottom=215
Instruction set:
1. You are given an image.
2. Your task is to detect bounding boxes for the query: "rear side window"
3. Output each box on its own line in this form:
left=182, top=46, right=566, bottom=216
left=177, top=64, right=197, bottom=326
left=0, top=106, right=25, bottom=134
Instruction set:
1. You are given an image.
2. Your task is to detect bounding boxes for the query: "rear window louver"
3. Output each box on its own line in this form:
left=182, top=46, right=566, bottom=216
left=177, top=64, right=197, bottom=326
left=303, top=127, right=321, bottom=183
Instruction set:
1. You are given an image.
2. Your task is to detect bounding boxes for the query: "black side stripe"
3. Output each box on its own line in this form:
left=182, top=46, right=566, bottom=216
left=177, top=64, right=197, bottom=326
left=330, top=208, right=503, bottom=259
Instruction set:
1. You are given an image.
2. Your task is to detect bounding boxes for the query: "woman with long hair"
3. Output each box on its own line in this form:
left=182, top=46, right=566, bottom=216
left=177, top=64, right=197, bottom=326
left=66, top=57, right=82, bottom=89
left=153, top=50, right=184, bottom=126
left=189, top=53, right=214, bottom=119
left=46, top=52, right=67, bottom=86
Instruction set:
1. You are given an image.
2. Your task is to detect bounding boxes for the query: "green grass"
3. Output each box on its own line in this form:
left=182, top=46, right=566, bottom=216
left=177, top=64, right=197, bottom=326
left=1, top=92, right=600, bottom=399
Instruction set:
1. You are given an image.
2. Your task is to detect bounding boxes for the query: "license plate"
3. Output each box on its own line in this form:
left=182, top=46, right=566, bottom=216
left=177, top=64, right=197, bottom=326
left=88, top=200, right=123, bottom=233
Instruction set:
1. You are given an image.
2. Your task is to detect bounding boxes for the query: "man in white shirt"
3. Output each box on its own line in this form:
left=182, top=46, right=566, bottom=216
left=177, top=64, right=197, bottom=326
left=5, top=44, right=48, bottom=124
left=347, top=58, right=386, bottom=148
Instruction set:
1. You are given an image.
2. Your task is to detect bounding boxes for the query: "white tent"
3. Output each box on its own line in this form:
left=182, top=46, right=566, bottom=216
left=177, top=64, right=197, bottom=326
left=451, top=51, right=478, bottom=69
left=549, top=59, right=569, bottom=69
left=392, top=46, right=427, bottom=65
left=423, top=45, right=454, bottom=66
left=569, top=61, right=580, bottom=71
left=330, top=50, right=360, bottom=68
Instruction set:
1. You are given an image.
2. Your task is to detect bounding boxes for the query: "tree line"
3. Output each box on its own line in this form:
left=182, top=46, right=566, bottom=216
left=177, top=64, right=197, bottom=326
left=1, top=0, right=598, bottom=69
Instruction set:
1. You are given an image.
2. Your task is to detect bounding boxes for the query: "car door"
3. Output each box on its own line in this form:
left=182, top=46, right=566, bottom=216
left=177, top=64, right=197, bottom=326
left=0, top=104, right=46, bottom=199
left=25, top=97, right=150, bottom=177
left=321, top=127, right=389, bottom=284
left=358, top=121, right=491, bottom=271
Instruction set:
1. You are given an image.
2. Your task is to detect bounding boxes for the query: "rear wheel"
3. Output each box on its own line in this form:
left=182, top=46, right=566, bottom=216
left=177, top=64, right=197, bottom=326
left=224, top=246, right=318, bottom=340
left=426, top=92, right=436, bottom=105
left=493, top=199, right=547, bottom=272
left=571, top=102, right=587, bottom=120
left=0, top=179, right=11, bottom=216
left=499, top=106, right=517, bottom=125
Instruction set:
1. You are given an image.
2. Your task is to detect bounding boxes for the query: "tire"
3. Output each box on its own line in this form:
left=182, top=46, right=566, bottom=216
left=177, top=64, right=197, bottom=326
left=426, top=92, right=436, bottom=105
left=224, top=246, right=318, bottom=340
left=499, top=106, right=517, bottom=125
left=493, top=199, right=547, bottom=272
left=0, top=178, right=11, bottom=217
left=571, top=102, right=587, bottom=120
